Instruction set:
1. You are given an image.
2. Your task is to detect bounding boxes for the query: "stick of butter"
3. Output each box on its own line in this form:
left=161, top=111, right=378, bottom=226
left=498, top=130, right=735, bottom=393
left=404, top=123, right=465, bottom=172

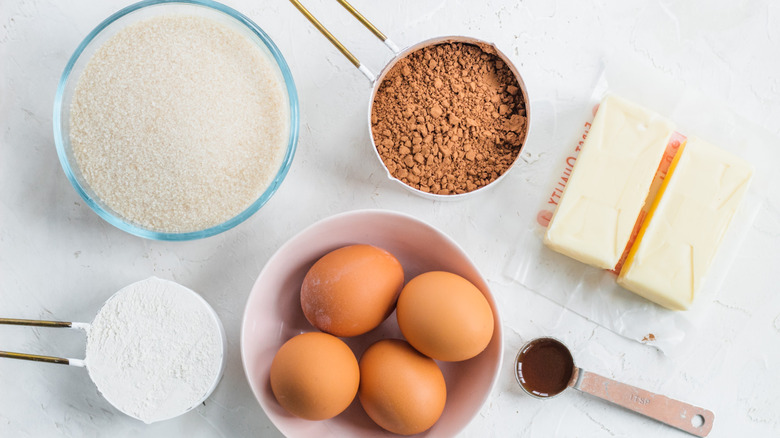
left=617, top=137, right=753, bottom=310
left=544, top=95, right=675, bottom=269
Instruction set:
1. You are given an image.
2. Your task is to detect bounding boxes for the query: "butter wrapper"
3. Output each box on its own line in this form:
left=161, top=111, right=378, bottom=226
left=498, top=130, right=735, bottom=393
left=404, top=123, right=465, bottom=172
left=505, top=53, right=774, bottom=355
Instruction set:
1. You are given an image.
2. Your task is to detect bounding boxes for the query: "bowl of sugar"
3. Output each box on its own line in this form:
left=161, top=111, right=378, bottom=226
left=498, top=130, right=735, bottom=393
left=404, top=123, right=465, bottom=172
left=53, top=0, right=299, bottom=240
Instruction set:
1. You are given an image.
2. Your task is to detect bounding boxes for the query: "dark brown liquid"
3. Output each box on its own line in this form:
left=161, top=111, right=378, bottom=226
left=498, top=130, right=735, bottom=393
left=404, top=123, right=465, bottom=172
left=516, top=338, right=574, bottom=397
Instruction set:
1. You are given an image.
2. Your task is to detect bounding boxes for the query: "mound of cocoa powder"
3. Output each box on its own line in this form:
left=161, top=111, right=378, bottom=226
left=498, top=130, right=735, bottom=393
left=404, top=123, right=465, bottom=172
left=371, top=42, right=527, bottom=195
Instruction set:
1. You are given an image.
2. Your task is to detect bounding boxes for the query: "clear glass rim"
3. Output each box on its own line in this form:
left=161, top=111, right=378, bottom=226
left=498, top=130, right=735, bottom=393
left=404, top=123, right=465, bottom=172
left=52, top=0, right=300, bottom=241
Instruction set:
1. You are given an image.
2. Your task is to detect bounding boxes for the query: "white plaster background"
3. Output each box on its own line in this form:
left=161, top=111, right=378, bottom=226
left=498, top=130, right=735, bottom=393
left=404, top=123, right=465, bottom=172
left=1, top=0, right=779, bottom=437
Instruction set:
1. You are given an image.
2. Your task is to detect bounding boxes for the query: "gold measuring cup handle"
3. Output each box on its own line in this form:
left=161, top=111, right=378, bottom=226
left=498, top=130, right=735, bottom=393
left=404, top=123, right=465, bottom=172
left=0, top=351, right=86, bottom=367
left=334, top=0, right=399, bottom=53
left=1, top=318, right=77, bottom=328
left=571, top=368, right=715, bottom=437
left=288, top=0, right=398, bottom=82
left=0, top=318, right=88, bottom=367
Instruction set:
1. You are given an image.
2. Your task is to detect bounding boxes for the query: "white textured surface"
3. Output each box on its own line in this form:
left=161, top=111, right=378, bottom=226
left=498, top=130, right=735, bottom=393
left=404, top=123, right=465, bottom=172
left=1, top=0, right=779, bottom=437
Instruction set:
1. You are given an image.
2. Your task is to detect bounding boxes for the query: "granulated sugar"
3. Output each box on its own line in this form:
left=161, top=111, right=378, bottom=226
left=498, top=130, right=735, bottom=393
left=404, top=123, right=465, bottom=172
left=86, top=277, right=224, bottom=424
left=70, top=15, right=289, bottom=232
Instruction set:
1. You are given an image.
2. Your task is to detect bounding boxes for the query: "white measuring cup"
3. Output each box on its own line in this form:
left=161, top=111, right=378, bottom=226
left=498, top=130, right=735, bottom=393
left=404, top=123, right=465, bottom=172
left=0, top=277, right=227, bottom=424
left=289, top=0, right=531, bottom=200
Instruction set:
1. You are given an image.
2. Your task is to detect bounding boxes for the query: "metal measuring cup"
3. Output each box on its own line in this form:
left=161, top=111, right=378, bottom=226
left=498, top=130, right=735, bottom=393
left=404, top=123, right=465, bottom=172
left=289, top=0, right=531, bottom=200
left=0, top=277, right=227, bottom=424
left=514, top=337, right=715, bottom=437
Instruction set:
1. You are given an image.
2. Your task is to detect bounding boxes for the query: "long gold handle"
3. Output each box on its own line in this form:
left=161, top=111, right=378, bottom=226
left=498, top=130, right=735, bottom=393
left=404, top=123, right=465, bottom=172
left=335, top=0, right=392, bottom=45
left=1, top=318, right=89, bottom=367
left=336, top=0, right=399, bottom=52
left=0, top=351, right=86, bottom=367
left=288, top=0, right=386, bottom=81
left=0, top=318, right=72, bottom=328
left=288, top=0, right=361, bottom=68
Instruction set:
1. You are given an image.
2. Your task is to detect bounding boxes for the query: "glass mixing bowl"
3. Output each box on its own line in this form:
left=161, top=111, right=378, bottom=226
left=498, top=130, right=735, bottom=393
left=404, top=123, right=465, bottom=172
left=53, top=0, right=299, bottom=240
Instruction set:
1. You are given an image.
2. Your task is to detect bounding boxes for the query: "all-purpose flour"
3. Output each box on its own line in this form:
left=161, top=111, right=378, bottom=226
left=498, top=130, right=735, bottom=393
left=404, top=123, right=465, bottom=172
left=86, top=277, right=224, bottom=424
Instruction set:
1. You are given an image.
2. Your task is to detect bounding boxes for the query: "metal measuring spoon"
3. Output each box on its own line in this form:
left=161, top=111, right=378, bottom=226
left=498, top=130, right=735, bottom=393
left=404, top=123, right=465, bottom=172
left=514, top=337, right=714, bottom=437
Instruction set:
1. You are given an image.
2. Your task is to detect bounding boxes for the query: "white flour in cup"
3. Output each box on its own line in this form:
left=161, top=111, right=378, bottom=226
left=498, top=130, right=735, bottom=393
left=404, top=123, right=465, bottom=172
left=85, top=277, right=225, bottom=424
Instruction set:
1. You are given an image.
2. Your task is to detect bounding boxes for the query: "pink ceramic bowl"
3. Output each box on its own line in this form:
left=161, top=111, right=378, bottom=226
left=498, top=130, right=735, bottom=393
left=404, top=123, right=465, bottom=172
left=241, top=209, right=503, bottom=437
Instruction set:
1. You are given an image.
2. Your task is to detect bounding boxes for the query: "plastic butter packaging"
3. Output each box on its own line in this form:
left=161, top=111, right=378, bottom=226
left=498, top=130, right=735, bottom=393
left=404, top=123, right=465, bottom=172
left=542, top=93, right=754, bottom=311
left=506, top=54, right=775, bottom=354
left=544, top=95, right=675, bottom=270
left=617, top=137, right=753, bottom=310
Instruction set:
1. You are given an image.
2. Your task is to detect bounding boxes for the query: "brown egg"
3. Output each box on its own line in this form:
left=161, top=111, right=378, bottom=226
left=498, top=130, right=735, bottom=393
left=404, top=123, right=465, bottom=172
left=358, top=339, right=446, bottom=435
left=269, top=332, right=359, bottom=420
left=397, top=271, right=494, bottom=362
left=301, top=244, right=404, bottom=337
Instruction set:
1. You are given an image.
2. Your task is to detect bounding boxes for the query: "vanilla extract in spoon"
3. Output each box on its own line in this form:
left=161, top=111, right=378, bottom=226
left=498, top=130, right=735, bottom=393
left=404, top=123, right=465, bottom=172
left=514, top=337, right=714, bottom=437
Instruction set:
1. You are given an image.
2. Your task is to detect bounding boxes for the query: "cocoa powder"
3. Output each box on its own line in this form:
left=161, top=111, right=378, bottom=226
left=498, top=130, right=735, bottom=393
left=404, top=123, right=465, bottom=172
left=371, top=42, right=527, bottom=195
